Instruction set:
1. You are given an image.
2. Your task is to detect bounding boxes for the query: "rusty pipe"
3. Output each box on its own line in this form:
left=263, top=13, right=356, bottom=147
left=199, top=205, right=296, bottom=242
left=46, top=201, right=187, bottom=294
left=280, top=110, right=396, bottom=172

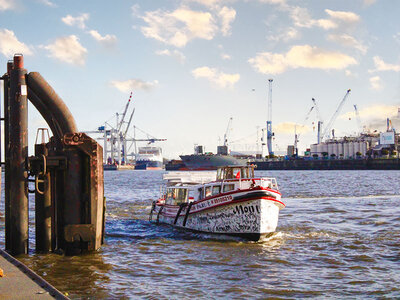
left=26, top=72, right=78, bottom=135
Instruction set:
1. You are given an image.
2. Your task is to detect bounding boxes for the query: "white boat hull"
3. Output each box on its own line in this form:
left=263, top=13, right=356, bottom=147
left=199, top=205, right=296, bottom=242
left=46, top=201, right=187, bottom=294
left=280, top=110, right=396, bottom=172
left=153, top=195, right=282, bottom=241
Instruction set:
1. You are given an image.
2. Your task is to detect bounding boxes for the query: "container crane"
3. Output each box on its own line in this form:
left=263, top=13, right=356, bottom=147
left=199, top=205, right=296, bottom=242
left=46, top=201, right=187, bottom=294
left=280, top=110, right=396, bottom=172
left=266, top=79, right=274, bottom=156
left=224, top=117, right=233, bottom=147
left=294, top=104, right=315, bottom=156
left=312, top=98, right=323, bottom=144
left=321, top=89, right=351, bottom=141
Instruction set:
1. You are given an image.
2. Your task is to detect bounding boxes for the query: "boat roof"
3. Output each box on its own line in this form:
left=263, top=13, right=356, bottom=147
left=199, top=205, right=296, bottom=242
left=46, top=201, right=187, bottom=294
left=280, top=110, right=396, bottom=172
left=163, top=171, right=217, bottom=185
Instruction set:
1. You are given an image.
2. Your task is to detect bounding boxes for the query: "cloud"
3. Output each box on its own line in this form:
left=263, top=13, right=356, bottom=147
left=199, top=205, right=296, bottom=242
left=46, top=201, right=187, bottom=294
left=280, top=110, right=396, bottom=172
left=369, top=56, right=400, bottom=73
left=327, top=34, right=367, bottom=54
left=43, top=35, right=87, bottom=65
left=218, top=6, right=236, bottom=36
left=110, top=79, right=158, bottom=93
left=369, top=76, right=382, bottom=90
left=141, top=7, right=218, bottom=48
left=62, top=13, right=89, bottom=29
left=325, top=9, right=360, bottom=24
left=155, top=49, right=186, bottom=63
left=0, top=0, right=15, bottom=11
left=221, top=53, right=231, bottom=60
left=140, top=6, right=235, bottom=47
left=341, top=104, right=398, bottom=121
left=274, top=122, right=310, bottom=134
left=192, top=66, right=240, bottom=88
left=363, top=0, right=376, bottom=6
left=249, top=45, right=357, bottom=74
left=268, top=27, right=300, bottom=42
left=88, top=30, right=117, bottom=47
left=0, top=29, right=33, bottom=57
left=258, top=0, right=287, bottom=6
left=37, top=0, right=56, bottom=7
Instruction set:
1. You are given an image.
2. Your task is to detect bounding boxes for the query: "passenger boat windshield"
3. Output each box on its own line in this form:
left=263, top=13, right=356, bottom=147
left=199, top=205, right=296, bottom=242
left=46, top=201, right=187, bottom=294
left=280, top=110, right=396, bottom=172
left=217, top=166, right=255, bottom=180
left=166, top=187, right=188, bottom=205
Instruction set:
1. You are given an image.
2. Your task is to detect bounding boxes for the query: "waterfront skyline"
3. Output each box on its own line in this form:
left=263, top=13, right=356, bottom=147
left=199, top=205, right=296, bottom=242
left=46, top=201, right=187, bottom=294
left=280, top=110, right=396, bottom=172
left=0, top=0, right=399, bottom=158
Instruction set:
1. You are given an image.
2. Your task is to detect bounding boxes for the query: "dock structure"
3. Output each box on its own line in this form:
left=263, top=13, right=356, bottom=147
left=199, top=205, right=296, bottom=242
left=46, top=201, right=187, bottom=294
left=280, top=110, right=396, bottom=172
left=1, top=54, right=105, bottom=256
left=0, top=249, right=68, bottom=299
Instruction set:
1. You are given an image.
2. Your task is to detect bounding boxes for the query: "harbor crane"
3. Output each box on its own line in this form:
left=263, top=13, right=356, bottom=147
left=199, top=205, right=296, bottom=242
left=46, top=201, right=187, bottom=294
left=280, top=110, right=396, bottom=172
left=321, top=89, right=351, bottom=141
left=294, top=104, right=315, bottom=156
left=353, top=104, right=363, bottom=134
left=224, top=117, right=233, bottom=147
left=312, top=98, right=323, bottom=144
left=266, top=79, right=274, bottom=156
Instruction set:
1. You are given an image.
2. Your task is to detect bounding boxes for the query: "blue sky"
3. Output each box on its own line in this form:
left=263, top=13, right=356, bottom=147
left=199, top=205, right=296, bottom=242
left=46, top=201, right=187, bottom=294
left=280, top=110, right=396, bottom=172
left=0, top=0, right=399, bottom=158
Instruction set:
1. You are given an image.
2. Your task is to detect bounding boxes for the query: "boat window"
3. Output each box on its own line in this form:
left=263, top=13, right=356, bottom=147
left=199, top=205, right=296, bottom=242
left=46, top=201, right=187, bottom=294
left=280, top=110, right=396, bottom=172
left=241, top=167, right=249, bottom=178
left=217, top=168, right=224, bottom=180
left=166, top=188, right=188, bottom=205
left=225, top=168, right=233, bottom=179
left=205, top=186, right=212, bottom=197
left=212, top=185, right=221, bottom=195
left=223, top=184, right=235, bottom=193
left=233, top=168, right=241, bottom=178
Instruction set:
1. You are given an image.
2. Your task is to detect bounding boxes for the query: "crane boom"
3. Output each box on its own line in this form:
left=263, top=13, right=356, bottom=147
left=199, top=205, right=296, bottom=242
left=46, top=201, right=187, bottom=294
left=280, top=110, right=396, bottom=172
left=117, top=92, right=133, bottom=132
left=321, top=89, right=351, bottom=141
left=266, top=79, right=273, bottom=156
left=224, top=117, right=233, bottom=147
left=354, top=104, right=362, bottom=134
left=124, top=108, right=135, bottom=138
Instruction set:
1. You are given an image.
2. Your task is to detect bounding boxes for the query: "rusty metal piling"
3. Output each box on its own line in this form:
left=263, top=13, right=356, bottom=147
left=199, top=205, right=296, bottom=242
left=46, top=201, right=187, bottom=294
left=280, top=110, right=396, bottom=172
left=8, top=54, right=29, bottom=255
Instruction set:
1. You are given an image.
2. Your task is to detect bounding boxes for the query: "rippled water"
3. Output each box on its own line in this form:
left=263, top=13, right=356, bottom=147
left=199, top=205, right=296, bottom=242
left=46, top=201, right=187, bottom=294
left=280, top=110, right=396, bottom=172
left=1, top=170, right=400, bottom=298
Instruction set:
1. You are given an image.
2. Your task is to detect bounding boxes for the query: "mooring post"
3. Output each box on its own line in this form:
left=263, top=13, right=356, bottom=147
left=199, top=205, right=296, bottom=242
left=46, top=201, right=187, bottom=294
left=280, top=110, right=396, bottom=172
left=3, top=60, right=13, bottom=252
left=34, top=141, right=52, bottom=253
left=8, top=54, right=29, bottom=255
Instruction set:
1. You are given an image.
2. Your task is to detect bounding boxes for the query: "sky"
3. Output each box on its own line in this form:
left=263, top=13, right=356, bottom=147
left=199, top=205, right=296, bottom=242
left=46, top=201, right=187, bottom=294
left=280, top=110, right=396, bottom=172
left=0, top=0, right=399, bottom=159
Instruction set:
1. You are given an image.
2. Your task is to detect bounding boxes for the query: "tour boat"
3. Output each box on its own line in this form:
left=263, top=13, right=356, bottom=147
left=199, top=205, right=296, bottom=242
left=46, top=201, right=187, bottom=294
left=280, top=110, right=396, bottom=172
left=149, top=165, right=284, bottom=241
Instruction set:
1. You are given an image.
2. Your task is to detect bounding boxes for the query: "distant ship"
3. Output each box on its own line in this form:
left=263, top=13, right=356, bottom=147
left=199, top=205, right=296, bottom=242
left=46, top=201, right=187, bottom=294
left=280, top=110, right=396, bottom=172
left=179, top=145, right=248, bottom=170
left=135, top=146, right=163, bottom=170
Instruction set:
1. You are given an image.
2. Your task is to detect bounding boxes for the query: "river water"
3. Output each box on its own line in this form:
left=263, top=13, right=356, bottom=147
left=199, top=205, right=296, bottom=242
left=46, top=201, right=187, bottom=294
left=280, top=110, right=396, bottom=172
left=1, top=170, right=400, bottom=299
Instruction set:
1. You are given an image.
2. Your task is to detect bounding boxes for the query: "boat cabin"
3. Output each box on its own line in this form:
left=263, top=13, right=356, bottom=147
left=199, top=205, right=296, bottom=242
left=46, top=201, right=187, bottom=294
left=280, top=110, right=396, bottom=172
left=162, top=165, right=278, bottom=205
left=216, top=165, right=255, bottom=180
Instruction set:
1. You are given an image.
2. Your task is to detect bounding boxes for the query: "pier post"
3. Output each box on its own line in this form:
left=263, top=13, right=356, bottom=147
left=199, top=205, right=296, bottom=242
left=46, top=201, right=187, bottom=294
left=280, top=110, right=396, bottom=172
left=8, top=54, right=29, bottom=255
left=34, top=140, right=52, bottom=253
left=3, top=60, right=13, bottom=252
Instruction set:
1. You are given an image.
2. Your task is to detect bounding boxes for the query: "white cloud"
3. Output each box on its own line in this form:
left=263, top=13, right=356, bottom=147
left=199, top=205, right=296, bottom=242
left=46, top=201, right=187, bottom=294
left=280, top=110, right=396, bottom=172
left=192, top=66, right=240, bottom=88
left=0, top=29, right=33, bottom=57
left=341, top=104, right=398, bottom=120
left=141, top=8, right=217, bottom=48
left=218, top=6, right=236, bottom=36
left=62, top=13, right=89, bottom=29
left=369, top=76, right=382, bottom=90
left=155, top=49, right=186, bottom=63
left=258, top=0, right=287, bottom=6
left=268, top=27, right=300, bottom=42
left=363, top=0, right=376, bottom=6
left=325, top=9, right=360, bottom=24
left=0, top=0, right=15, bottom=11
left=221, top=53, right=231, bottom=60
left=43, top=35, right=87, bottom=65
left=37, top=0, right=56, bottom=7
left=274, top=122, right=310, bottom=134
left=89, top=30, right=117, bottom=47
left=249, top=45, right=357, bottom=74
left=369, top=56, right=400, bottom=72
left=327, top=34, right=367, bottom=54
left=110, top=79, right=158, bottom=93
